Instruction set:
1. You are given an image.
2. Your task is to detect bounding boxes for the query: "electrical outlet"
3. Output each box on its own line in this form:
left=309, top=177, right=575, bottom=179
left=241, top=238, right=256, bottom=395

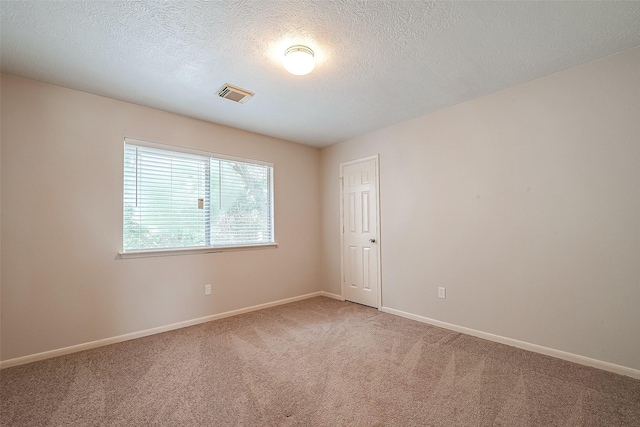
left=438, top=287, right=446, bottom=299
left=205, top=284, right=212, bottom=296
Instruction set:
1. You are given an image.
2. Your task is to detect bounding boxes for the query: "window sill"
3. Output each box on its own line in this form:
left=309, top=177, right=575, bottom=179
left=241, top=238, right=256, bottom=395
left=118, top=243, right=278, bottom=259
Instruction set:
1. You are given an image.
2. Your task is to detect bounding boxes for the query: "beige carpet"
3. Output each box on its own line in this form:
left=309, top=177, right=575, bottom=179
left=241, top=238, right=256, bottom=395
left=1, top=297, right=639, bottom=426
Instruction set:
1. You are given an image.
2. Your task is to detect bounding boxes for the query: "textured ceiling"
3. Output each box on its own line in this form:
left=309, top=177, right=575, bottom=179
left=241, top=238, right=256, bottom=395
left=1, top=1, right=640, bottom=147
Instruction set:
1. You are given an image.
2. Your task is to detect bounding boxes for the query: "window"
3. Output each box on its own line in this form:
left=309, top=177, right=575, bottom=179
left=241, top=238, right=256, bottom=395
left=122, top=139, right=274, bottom=256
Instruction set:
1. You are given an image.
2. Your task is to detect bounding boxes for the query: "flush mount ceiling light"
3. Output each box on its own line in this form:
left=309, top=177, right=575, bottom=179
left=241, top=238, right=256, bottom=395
left=283, top=45, right=315, bottom=76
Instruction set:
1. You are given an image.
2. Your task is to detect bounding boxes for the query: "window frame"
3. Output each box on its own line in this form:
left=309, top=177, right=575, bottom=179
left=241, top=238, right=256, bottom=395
left=119, top=138, right=277, bottom=259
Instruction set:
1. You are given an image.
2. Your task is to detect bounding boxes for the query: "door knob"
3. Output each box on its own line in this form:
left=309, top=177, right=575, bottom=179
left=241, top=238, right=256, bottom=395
left=369, top=238, right=376, bottom=243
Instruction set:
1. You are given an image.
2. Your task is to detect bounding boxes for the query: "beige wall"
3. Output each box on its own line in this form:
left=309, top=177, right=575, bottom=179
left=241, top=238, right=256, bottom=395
left=0, top=74, right=321, bottom=361
left=320, top=47, right=640, bottom=370
left=2, top=47, right=639, bottom=371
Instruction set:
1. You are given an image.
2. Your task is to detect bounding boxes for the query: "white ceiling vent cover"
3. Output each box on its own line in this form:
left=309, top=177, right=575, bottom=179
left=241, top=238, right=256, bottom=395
left=217, top=84, right=254, bottom=104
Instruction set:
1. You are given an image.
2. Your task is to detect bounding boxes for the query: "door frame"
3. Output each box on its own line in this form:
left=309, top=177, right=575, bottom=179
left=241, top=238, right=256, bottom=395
left=339, top=154, right=382, bottom=309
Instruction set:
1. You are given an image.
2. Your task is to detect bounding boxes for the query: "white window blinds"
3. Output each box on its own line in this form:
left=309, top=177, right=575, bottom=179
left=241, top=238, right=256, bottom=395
left=123, top=141, right=273, bottom=252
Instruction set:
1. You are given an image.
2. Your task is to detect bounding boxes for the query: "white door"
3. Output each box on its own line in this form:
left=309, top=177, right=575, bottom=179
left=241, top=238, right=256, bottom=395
left=341, top=156, right=380, bottom=308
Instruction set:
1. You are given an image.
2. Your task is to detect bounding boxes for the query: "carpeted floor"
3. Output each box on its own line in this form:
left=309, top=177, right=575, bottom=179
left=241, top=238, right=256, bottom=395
left=1, top=297, right=639, bottom=426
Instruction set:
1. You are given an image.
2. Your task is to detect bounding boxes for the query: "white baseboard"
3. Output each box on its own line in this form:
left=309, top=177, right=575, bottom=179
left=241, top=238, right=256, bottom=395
left=319, top=291, right=344, bottom=301
left=6, top=295, right=636, bottom=380
left=1, top=291, right=326, bottom=369
left=381, top=306, right=640, bottom=380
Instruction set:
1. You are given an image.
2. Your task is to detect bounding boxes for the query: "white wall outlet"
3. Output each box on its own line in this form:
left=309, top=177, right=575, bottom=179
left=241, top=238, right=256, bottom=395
left=438, top=287, right=446, bottom=299
left=205, top=284, right=212, bottom=296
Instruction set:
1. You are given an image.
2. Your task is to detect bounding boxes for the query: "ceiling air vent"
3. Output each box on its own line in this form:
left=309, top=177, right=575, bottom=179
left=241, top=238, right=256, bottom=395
left=217, top=84, right=254, bottom=104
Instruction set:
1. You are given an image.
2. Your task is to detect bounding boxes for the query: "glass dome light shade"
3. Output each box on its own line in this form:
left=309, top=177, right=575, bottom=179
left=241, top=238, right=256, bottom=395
left=283, top=45, right=315, bottom=76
